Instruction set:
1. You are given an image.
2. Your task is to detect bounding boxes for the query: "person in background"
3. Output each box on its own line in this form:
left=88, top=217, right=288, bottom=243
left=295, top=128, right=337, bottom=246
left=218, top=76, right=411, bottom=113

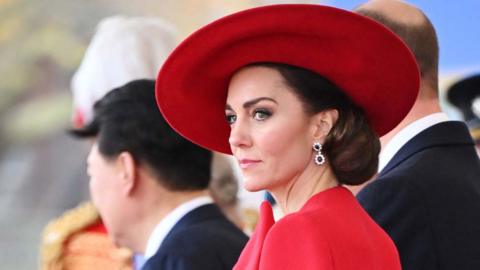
left=41, top=15, right=247, bottom=270
left=70, top=16, right=177, bottom=129
left=68, top=15, right=246, bottom=229
left=72, top=79, right=247, bottom=270
left=447, top=74, right=480, bottom=155
left=155, top=4, right=420, bottom=269
left=210, top=153, right=246, bottom=228
left=355, top=1, right=480, bottom=269
left=41, top=15, right=176, bottom=270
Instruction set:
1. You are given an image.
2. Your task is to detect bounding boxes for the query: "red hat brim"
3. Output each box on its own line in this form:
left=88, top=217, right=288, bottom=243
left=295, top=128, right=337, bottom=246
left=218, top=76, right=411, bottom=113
left=156, top=4, right=420, bottom=154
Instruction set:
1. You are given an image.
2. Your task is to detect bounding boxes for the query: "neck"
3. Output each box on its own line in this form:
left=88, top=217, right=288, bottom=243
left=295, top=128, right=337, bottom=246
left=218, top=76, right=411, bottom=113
left=380, top=84, right=441, bottom=148
left=124, top=183, right=209, bottom=253
left=271, top=163, right=338, bottom=215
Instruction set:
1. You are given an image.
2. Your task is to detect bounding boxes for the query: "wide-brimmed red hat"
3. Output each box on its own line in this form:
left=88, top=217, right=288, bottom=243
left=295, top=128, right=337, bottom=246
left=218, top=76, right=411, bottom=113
left=156, top=4, right=419, bottom=154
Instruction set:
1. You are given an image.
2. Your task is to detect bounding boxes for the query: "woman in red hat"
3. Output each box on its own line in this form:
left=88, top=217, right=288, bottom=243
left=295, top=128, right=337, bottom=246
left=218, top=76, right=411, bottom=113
left=155, top=4, right=420, bottom=270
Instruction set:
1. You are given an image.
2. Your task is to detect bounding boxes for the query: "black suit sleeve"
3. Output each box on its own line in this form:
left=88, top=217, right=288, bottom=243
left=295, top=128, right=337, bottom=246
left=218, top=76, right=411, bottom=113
left=142, top=252, right=223, bottom=270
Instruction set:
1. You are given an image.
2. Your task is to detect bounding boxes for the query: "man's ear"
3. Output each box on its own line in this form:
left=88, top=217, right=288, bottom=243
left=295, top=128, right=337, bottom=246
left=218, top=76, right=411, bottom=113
left=311, top=109, right=339, bottom=140
left=116, top=151, right=137, bottom=196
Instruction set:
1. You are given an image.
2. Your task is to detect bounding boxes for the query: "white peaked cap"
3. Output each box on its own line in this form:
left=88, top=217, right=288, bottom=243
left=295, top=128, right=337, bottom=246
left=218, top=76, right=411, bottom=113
left=473, top=97, right=480, bottom=119
left=71, top=15, right=177, bottom=126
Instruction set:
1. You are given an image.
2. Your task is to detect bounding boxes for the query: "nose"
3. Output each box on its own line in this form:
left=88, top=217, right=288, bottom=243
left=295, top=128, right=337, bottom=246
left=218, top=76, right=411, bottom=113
left=228, top=119, right=252, bottom=149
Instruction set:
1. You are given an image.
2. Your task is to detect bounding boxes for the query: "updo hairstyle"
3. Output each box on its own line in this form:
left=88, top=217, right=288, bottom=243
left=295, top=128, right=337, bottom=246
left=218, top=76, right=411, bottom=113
left=251, top=63, right=380, bottom=185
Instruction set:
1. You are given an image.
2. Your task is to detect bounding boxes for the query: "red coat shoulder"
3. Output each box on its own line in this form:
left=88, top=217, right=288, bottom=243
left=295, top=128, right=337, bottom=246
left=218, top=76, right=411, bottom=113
left=260, top=212, right=335, bottom=270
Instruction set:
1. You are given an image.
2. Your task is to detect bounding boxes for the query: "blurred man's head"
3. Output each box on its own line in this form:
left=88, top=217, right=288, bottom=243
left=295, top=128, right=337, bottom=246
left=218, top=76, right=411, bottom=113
left=355, top=0, right=439, bottom=98
left=354, top=0, right=442, bottom=148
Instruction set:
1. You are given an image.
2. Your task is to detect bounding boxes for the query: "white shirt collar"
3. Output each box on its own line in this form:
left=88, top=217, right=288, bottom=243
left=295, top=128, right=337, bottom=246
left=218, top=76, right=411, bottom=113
left=378, top=112, right=449, bottom=172
left=144, top=196, right=213, bottom=260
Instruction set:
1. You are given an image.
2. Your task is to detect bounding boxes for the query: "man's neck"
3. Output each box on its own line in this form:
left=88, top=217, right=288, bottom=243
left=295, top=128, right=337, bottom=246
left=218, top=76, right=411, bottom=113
left=380, top=97, right=442, bottom=148
left=129, top=189, right=210, bottom=253
left=143, top=192, right=213, bottom=260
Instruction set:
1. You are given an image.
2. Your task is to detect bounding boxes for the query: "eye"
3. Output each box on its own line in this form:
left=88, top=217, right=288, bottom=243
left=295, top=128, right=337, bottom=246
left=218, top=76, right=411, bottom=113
left=225, top=113, right=237, bottom=125
left=253, top=109, right=271, bottom=121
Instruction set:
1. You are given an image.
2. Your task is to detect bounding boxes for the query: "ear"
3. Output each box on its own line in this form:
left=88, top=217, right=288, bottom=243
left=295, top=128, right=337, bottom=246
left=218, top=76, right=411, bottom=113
left=311, top=109, right=339, bottom=140
left=115, top=151, right=137, bottom=196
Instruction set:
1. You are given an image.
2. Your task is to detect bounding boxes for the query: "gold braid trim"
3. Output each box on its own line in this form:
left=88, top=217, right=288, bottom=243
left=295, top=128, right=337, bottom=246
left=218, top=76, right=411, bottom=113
left=470, top=128, right=480, bottom=141
left=61, top=233, right=132, bottom=270
left=40, top=201, right=100, bottom=269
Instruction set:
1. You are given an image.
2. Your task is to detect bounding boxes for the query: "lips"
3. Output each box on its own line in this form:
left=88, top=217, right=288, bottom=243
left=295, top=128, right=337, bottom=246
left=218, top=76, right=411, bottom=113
left=238, top=159, right=262, bottom=169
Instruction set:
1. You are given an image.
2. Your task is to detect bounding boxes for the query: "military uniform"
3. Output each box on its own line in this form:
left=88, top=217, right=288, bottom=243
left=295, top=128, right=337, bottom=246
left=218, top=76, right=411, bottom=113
left=41, top=201, right=133, bottom=270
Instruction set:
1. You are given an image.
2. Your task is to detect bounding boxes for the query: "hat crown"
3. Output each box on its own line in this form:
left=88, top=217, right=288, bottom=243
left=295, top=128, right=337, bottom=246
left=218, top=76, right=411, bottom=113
left=156, top=4, right=420, bottom=154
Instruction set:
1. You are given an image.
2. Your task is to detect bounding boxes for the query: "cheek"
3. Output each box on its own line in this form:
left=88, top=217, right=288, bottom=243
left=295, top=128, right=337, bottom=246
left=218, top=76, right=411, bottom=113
left=88, top=170, right=118, bottom=233
left=257, top=120, right=309, bottom=158
left=88, top=174, right=103, bottom=208
left=258, top=120, right=312, bottom=177
left=87, top=164, right=112, bottom=211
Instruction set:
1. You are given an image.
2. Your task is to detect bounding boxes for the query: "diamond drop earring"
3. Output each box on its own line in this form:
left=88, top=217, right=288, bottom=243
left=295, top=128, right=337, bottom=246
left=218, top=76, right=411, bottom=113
left=312, top=142, right=325, bottom=165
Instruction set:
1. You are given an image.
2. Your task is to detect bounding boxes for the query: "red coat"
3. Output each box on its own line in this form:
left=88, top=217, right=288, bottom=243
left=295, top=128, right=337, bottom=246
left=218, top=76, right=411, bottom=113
left=234, top=187, right=401, bottom=270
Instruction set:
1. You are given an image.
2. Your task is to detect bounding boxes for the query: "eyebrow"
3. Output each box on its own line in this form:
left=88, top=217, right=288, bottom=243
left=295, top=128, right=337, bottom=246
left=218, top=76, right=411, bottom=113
left=225, top=97, right=277, bottom=110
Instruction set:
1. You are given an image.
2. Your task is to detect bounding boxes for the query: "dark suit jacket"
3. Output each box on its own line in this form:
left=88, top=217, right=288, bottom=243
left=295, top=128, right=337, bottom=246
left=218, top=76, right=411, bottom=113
left=357, top=121, right=480, bottom=270
left=142, top=203, right=248, bottom=270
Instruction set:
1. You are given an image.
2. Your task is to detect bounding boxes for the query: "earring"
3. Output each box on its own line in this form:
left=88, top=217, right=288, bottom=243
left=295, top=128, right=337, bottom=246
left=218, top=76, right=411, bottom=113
left=312, top=142, right=325, bottom=165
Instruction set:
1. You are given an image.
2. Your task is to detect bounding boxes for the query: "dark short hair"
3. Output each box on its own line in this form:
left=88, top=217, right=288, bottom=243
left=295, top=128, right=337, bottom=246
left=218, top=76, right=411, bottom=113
left=71, top=79, right=212, bottom=191
left=251, top=63, right=380, bottom=185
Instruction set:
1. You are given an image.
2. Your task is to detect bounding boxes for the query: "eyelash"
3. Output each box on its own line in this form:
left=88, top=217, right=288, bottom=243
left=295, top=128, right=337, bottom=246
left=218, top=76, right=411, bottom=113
left=225, top=108, right=273, bottom=125
left=225, top=114, right=236, bottom=125
left=252, top=108, right=272, bottom=121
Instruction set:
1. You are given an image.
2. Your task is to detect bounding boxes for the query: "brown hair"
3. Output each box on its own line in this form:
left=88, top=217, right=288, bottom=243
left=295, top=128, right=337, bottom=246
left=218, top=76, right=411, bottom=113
left=356, top=8, right=439, bottom=97
left=251, top=63, right=380, bottom=185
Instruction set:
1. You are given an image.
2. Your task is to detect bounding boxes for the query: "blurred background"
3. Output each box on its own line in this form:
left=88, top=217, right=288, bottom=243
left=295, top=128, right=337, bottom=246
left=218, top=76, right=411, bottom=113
left=0, top=0, right=478, bottom=268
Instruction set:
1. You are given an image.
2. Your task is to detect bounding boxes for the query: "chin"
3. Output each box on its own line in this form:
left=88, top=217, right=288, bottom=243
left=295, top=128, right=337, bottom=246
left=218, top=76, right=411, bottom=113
left=242, top=177, right=268, bottom=192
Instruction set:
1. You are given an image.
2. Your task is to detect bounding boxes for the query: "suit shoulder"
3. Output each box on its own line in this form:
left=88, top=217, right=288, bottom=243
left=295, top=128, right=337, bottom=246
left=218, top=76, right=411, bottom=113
left=160, top=217, right=247, bottom=255
left=357, top=172, right=427, bottom=217
left=148, top=219, right=246, bottom=270
left=173, top=215, right=246, bottom=241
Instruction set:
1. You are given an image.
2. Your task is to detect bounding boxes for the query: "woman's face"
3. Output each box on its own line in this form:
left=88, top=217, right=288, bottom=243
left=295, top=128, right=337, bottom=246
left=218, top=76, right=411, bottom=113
left=226, top=66, right=316, bottom=192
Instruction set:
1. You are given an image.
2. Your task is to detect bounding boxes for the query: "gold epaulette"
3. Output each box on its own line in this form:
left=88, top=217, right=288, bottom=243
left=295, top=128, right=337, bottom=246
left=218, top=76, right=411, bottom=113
left=40, top=201, right=100, bottom=269
left=470, top=127, right=480, bottom=142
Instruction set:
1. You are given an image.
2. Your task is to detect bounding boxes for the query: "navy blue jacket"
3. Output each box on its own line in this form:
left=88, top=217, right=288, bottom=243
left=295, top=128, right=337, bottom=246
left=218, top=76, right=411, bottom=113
left=357, top=121, right=480, bottom=270
left=142, top=203, right=248, bottom=270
